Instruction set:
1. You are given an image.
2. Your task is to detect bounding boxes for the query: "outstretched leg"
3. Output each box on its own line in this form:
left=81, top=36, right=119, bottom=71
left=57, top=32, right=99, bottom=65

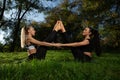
left=36, top=21, right=61, bottom=60
left=59, top=21, right=84, bottom=61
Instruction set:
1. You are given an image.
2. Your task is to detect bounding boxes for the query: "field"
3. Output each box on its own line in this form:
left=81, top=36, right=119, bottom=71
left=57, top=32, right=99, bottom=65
left=0, top=50, right=120, bottom=80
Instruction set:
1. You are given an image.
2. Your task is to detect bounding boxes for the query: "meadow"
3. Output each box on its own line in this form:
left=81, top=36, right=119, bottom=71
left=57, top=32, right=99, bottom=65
left=0, top=50, right=120, bottom=80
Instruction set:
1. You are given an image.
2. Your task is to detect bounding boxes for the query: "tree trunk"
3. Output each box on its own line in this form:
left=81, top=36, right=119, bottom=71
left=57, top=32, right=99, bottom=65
left=0, top=0, right=6, bottom=27
left=10, top=3, right=22, bottom=52
left=9, top=1, right=34, bottom=52
left=0, top=0, right=6, bottom=20
left=10, top=22, right=21, bottom=52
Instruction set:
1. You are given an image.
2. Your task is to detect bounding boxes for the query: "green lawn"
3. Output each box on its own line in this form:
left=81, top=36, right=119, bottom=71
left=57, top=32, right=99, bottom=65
left=0, top=50, right=120, bottom=80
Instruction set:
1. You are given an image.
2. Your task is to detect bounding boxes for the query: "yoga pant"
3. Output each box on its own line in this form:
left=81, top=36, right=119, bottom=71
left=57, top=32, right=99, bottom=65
left=28, top=31, right=91, bottom=62
left=28, top=53, right=36, bottom=60
left=28, top=30, right=57, bottom=60
left=62, top=32, right=91, bottom=62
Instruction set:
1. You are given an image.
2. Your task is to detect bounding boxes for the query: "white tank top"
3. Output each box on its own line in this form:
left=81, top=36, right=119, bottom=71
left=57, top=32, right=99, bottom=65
left=26, top=45, right=36, bottom=50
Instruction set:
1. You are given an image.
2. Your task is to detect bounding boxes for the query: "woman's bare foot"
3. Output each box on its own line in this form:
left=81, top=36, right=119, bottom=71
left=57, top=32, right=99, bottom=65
left=53, top=21, right=58, bottom=31
left=59, top=21, right=66, bottom=33
left=53, top=21, right=61, bottom=31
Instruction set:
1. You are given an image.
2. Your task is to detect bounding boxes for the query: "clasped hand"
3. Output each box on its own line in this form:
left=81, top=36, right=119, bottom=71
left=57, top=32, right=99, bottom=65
left=52, top=43, right=62, bottom=47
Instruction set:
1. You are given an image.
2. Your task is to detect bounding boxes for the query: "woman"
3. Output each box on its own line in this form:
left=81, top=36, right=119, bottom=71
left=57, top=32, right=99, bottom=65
left=55, top=21, right=101, bottom=62
left=21, top=21, right=61, bottom=60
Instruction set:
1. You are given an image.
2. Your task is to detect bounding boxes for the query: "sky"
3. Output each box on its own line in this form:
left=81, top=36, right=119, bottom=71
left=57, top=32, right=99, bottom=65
left=4, top=10, right=45, bottom=22
left=1, top=11, right=45, bottom=43
left=0, top=30, right=5, bottom=43
left=0, top=0, right=61, bottom=44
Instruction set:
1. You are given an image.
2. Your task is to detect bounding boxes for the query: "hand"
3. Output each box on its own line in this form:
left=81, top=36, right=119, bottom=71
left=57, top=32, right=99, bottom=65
left=53, top=43, right=62, bottom=47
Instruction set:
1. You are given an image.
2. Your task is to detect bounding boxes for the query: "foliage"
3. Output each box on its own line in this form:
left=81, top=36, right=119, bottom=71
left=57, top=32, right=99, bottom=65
left=0, top=0, right=120, bottom=51
left=43, top=0, right=120, bottom=48
left=0, top=0, right=50, bottom=51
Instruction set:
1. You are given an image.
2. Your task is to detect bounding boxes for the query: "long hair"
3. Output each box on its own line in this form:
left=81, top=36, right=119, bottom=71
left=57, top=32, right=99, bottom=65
left=89, top=27, right=101, bottom=56
left=20, top=25, right=33, bottom=48
left=21, top=27, right=26, bottom=48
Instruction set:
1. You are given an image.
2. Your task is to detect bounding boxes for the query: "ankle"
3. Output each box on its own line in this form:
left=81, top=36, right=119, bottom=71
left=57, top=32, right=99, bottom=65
left=53, top=28, right=59, bottom=32
left=61, top=29, right=66, bottom=33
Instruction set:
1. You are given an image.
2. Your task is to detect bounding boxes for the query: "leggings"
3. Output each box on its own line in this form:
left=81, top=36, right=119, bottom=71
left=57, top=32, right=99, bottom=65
left=28, top=31, right=91, bottom=62
left=28, top=30, right=57, bottom=60
left=62, top=32, right=91, bottom=62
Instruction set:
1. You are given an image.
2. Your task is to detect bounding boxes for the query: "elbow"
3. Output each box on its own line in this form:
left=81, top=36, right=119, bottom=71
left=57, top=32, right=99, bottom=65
left=73, top=43, right=81, bottom=47
left=71, top=44, right=80, bottom=47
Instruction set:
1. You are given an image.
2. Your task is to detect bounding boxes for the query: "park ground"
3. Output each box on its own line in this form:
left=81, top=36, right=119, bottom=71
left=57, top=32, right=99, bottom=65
left=0, top=50, right=120, bottom=80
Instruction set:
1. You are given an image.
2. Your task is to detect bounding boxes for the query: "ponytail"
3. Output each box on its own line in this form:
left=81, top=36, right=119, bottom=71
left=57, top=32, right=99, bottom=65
left=21, top=27, right=26, bottom=48
left=90, top=28, right=101, bottom=56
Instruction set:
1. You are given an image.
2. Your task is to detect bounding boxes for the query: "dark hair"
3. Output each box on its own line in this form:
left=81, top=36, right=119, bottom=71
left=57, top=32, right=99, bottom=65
left=89, top=27, right=101, bottom=56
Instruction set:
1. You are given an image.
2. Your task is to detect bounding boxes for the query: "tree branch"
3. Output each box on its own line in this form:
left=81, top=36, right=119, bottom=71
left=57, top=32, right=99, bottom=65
left=0, top=0, right=6, bottom=21
left=20, top=0, right=37, bottom=20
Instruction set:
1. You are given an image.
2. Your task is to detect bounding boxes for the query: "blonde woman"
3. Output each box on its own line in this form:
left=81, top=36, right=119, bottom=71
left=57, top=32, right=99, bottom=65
left=21, top=21, right=61, bottom=60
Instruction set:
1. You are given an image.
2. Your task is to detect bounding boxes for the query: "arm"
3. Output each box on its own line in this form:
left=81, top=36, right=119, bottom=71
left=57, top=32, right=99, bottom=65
left=59, top=40, right=89, bottom=47
left=28, top=36, right=54, bottom=47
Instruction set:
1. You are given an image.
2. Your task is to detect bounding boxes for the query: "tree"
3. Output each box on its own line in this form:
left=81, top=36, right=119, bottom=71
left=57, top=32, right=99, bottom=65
left=0, top=0, right=6, bottom=21
left=43, top=0, right=83, bottom=41
left=43, top=0, right=120, bottom=50
left=9, top=0, right=46, bottom=52
left=0, top=0, right=11, bottom=27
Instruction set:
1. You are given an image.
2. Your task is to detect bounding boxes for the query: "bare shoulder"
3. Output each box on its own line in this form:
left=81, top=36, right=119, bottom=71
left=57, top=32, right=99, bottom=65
left=27, top=35, right=33, bottom=40
left=25, top=35, right=33, bottom=43
left=82, top=39, right=90, bottom=44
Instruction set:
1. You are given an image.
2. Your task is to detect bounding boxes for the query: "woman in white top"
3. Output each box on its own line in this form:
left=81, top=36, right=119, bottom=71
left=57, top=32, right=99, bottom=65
left=21, top=21, right=61, bottom=60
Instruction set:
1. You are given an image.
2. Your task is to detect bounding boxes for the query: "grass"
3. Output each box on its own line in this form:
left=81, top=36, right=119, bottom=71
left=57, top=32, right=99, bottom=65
left=0, top=50, right=120, bottom=80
